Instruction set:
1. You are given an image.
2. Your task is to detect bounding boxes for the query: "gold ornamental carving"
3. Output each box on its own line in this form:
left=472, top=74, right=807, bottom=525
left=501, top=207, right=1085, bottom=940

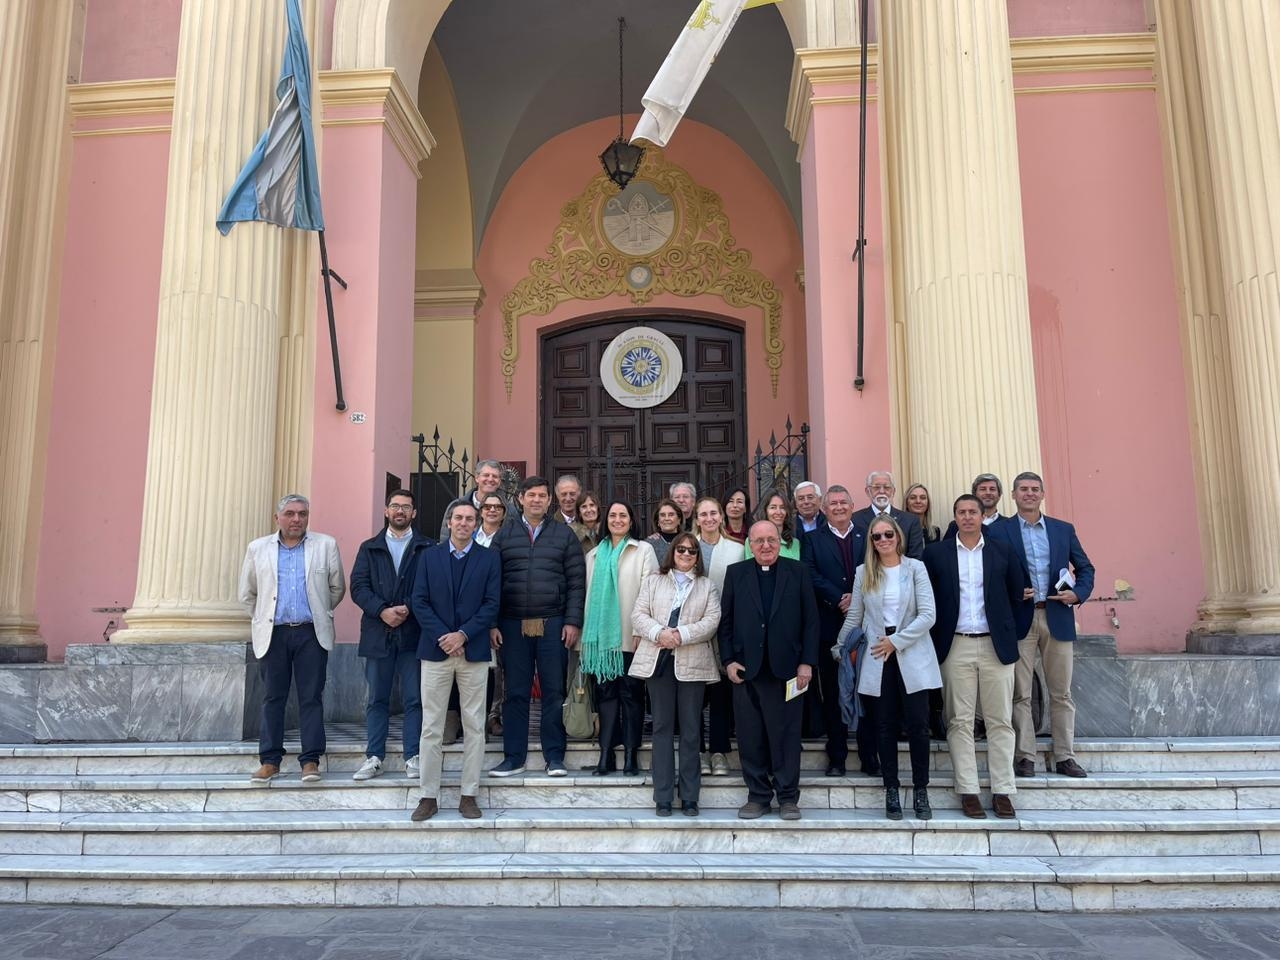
left=499, top=147, right=784, bottom=399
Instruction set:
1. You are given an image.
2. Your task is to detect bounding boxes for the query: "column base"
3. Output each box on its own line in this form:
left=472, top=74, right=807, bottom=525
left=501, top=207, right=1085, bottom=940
left=112, top=605, right=250, bottom=645
left=1187, top=634, right=1280, bottom=656
left=0, top=618, right=47, bottom=662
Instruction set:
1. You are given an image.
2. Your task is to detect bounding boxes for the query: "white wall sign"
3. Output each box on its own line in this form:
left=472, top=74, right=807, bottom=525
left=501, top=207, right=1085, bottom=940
left=600, top=326, right=683, bottom=409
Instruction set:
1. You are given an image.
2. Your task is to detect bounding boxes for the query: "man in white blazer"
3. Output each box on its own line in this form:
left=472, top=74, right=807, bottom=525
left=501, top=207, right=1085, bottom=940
left=239, top=494, right=346, bottom=782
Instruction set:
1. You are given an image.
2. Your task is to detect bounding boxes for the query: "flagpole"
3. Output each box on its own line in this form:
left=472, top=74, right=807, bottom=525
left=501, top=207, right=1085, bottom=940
left=852, top=0, right=869, bottom=392
left=318, top=229, right=347, bottom=411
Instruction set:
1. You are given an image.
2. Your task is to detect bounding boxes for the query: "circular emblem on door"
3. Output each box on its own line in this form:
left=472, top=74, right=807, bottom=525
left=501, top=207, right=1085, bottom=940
left=601, top=326, right=683, bottom=408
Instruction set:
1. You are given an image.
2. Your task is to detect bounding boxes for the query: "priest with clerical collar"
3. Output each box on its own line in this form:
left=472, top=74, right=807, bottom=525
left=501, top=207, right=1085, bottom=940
left=718, top=520, right=820, bottom=822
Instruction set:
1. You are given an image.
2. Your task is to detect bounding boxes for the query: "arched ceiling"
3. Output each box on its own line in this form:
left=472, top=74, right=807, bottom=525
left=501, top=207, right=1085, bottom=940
left=432, top=0, right=799, bottom=250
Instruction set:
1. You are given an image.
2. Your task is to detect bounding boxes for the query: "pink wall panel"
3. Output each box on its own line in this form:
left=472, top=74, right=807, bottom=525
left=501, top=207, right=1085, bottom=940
left=1006, top=0, right=1149, bottom=38
left=473, top=117, right=806, bottom=473
left=80, top=0, right=182, bottom=83
left=1016, top=82, right=1199, bottom=651
left=36, top=127, right=170, bottom=658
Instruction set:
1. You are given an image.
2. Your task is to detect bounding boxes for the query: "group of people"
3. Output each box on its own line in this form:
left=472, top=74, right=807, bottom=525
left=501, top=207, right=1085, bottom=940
left=238, top=462, right=1093, bottom=825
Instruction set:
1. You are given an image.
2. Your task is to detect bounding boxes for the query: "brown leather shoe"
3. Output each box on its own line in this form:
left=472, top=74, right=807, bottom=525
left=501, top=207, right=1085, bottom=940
left=300, top=762, right=321, bottom=782
left=992, top=793, right=1017, bottom=819
left=737, top=800, right=770, bottom=820
left=960, top=794, right=987, bottom=819
left=458, top=795, right=482, bottom=819
left=250, top=763, right=279, bottom=783
left=411, top=797, right=438, bottom=822
left=778, top=802, right=801, bottom=821
left=1056, top=758, right=1088, bottom=778
left=1014, top=758, right=1035, bottom=778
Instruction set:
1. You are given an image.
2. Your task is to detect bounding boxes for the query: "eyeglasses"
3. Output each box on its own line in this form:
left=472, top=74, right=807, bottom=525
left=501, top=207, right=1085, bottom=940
left=673, top=546, right=698, bottom=556
left=750, top=537, right=781, bottom=546
left=871, top=531, right=897, bottom=542
left=387, top=505, right=414, bottom=513
left=868, top=484, right=894, bottom=493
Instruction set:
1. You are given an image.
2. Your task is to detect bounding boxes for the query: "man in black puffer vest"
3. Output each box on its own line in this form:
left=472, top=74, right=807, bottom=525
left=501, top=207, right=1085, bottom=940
left=486, top=475, right=587, bottom=777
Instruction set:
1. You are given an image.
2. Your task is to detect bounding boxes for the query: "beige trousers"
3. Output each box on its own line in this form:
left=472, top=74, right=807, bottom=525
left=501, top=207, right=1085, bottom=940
left=942, top=634, right=1016, bottom=795
left=420, top=657, right=488, bottom=799
left=1013, top=608, right=1076, bottom=764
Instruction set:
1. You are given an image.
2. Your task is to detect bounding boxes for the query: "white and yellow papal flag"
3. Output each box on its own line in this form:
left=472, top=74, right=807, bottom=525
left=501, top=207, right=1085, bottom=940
left=631, top=0, right=780, bottom=148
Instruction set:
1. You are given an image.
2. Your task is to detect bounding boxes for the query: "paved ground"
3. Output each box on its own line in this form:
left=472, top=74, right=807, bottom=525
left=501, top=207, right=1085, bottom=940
left=0, top=906, right=1277, bottom=960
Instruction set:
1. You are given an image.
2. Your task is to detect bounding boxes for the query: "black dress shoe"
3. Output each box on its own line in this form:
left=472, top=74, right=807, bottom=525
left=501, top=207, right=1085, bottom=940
left=825, top=764, right=846, bottom=777
left=623, top=748, right=640, bottom=776
left=885, top=787, right=903, bottom=820
left=860, top=761, right=881, bottom=777
left=682, top=801, right=699, bottom=817
left=1056, top=758, right=1088, bottom=778
left=1014, top=758, right=1035, bottom=778
left=912, top=787, right=932, bottom=820
left=655, top=802, right=672, bottom=817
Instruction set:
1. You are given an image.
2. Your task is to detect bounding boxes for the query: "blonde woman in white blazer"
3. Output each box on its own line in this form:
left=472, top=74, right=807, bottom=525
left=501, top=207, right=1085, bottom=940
left=582, top=501, right=659, bottom=775
left=837, top=514, right=939, bottom=821
left=631, top=531, right=722, bottom=816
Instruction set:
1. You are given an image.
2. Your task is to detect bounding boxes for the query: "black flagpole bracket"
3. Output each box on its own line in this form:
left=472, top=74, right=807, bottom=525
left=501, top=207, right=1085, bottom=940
left=317, top=229, right=347, bottom=411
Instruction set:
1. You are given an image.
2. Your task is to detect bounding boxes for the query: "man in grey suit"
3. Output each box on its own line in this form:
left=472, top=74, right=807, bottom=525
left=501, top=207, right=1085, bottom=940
left=239, top=494, right=346, bottom=783
left=850, top=471, right=925, bottom=560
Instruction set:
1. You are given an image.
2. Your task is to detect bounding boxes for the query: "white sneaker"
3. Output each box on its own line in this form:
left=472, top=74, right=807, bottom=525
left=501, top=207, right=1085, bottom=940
left=405, top=756, right=420, bottom=779
left=352, top=756, right=383, bottom=781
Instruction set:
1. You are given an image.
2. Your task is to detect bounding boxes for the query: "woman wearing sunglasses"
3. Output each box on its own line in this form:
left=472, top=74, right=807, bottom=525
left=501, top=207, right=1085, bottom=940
left=581, top=500, right=659, bottom=776
left=630, top=531, right=722, bottom=816
left=473, top=495, right=508, bottom=547
left=837, top=514, right=940, bottom=820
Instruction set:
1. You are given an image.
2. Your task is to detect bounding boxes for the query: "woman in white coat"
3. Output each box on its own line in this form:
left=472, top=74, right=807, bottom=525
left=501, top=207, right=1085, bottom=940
left=582, top=500, right=658, bottom=775
left=631, top=531, right=722, bottom=816
left=837, top=514, right=940, bottom=820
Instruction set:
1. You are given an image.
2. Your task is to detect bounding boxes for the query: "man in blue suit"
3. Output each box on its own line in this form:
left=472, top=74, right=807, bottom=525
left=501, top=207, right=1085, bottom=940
left=925, top=494, right=1026, bottom=819
left=409, top=500, right=501, bottom=821
left=800, top=484, right=870, bottom=777
left=993, top=472, right=1095, bottom=779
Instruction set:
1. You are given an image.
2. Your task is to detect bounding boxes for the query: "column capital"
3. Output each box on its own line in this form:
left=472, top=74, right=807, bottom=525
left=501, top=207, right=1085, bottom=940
left=414, top=268, right=485, bottom=324
left=319, top=68, right=436, bottom=177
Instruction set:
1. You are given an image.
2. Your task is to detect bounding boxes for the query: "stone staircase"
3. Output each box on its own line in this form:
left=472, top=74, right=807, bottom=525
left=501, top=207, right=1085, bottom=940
left=0, top=737, right=1277, bottom=910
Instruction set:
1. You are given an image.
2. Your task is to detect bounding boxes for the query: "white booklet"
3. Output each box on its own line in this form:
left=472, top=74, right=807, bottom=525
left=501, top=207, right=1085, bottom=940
left=785, top=677, right=808, bottom=701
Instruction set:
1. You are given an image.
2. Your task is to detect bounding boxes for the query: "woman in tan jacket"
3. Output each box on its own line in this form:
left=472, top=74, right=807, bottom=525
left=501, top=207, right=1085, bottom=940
left=582, top=501, right=658, bottom=775
left=630, top=531, right=722, bottom=816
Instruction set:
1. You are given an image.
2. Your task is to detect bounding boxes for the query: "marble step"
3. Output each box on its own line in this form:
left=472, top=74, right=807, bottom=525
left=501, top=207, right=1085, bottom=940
left=0, top=851, right=1276, bottom=910
left=4, top=770, right=1279, bottom=813
left=3, top=736, right=1278, bottom=776
left=3, top=807, right=1278, bottom=859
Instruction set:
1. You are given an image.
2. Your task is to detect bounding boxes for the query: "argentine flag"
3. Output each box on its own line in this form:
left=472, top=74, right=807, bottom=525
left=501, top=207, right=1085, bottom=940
left=217, top=0, right=323, bottom=234
left=631, top=0, right=779, bottom=148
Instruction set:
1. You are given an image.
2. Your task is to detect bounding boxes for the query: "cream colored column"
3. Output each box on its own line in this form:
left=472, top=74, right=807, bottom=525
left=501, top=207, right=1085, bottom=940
left=1191, top=2, right=1280, bottom=634
left=114, top=0, right=289, bottom=644
left=0, top=1, right=74, bottom=657
left=879, top=1, right=1042, bottom=504
left=1153, top=1, right=1250, bottom=633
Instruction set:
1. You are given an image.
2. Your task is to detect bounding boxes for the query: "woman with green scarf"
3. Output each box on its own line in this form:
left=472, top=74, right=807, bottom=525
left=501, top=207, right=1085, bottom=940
left=581, top=500, right=658, bottom=775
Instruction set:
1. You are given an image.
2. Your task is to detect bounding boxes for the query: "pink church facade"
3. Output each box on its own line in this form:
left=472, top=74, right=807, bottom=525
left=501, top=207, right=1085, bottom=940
left=4, top=0, right=1276, bottom=669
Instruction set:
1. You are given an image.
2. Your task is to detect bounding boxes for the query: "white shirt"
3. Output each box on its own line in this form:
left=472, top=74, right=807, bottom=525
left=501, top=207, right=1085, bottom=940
left=955, top=534, right=990, bottom=634
left=881, top=565, right=902, bottom=627
left=474, top=527, right=498, bottom=548
left=828, top=523, right=856, bottom=540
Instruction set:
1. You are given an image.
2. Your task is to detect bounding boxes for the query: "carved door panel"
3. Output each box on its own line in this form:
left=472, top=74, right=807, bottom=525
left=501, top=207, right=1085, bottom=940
left=541, top=318, right=745, bottom=526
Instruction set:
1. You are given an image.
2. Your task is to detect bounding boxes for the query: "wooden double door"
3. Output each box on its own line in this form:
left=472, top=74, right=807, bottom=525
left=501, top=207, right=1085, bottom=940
left=540, top=317, right=746, bottom=520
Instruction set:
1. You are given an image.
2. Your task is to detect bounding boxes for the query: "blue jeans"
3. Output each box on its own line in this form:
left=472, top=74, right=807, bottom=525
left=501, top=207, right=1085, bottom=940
left=259, top=623, right=327, bottom=767
left=363, top=647, right=422, bottom=761
left=499, top=615, right=567, bottom=765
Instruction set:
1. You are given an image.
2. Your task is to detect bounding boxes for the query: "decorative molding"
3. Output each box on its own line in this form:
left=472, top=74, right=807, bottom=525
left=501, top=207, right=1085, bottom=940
left=786, top=32, right=1157, bottom=147
left=63, top=70, right=436, bottom=174
left=499, top=147, right=784, bottom=400
left=415, top=268, right=485, bottom=322
left=318, top=68, right=436, bottom=175
left=67, top=78, right=175, bottom=119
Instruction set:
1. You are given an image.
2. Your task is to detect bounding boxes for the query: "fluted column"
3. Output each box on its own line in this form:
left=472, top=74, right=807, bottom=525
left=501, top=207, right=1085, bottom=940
left=1153, top=0, right=1250, bottom=633
left=879, top=1, right=1042, bottom=505
left=1192, top=2, right=1280, bottom=634
left=114, top=0, right=289, bottom=643
left=0, top=1, right=74, bottom=659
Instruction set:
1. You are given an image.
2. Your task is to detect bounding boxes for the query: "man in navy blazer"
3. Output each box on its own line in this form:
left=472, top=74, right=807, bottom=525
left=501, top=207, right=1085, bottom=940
left=800, top=483, right=871, bottom=776
left=851, top=470, right=925, bottom=560
left=991, top=472, right=1096, bottom=779
left=721, top=521, right=821, bottom=821
left=409, top=500, right=501, bottom=822
left=924, top=495, right=1026, bottom=819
